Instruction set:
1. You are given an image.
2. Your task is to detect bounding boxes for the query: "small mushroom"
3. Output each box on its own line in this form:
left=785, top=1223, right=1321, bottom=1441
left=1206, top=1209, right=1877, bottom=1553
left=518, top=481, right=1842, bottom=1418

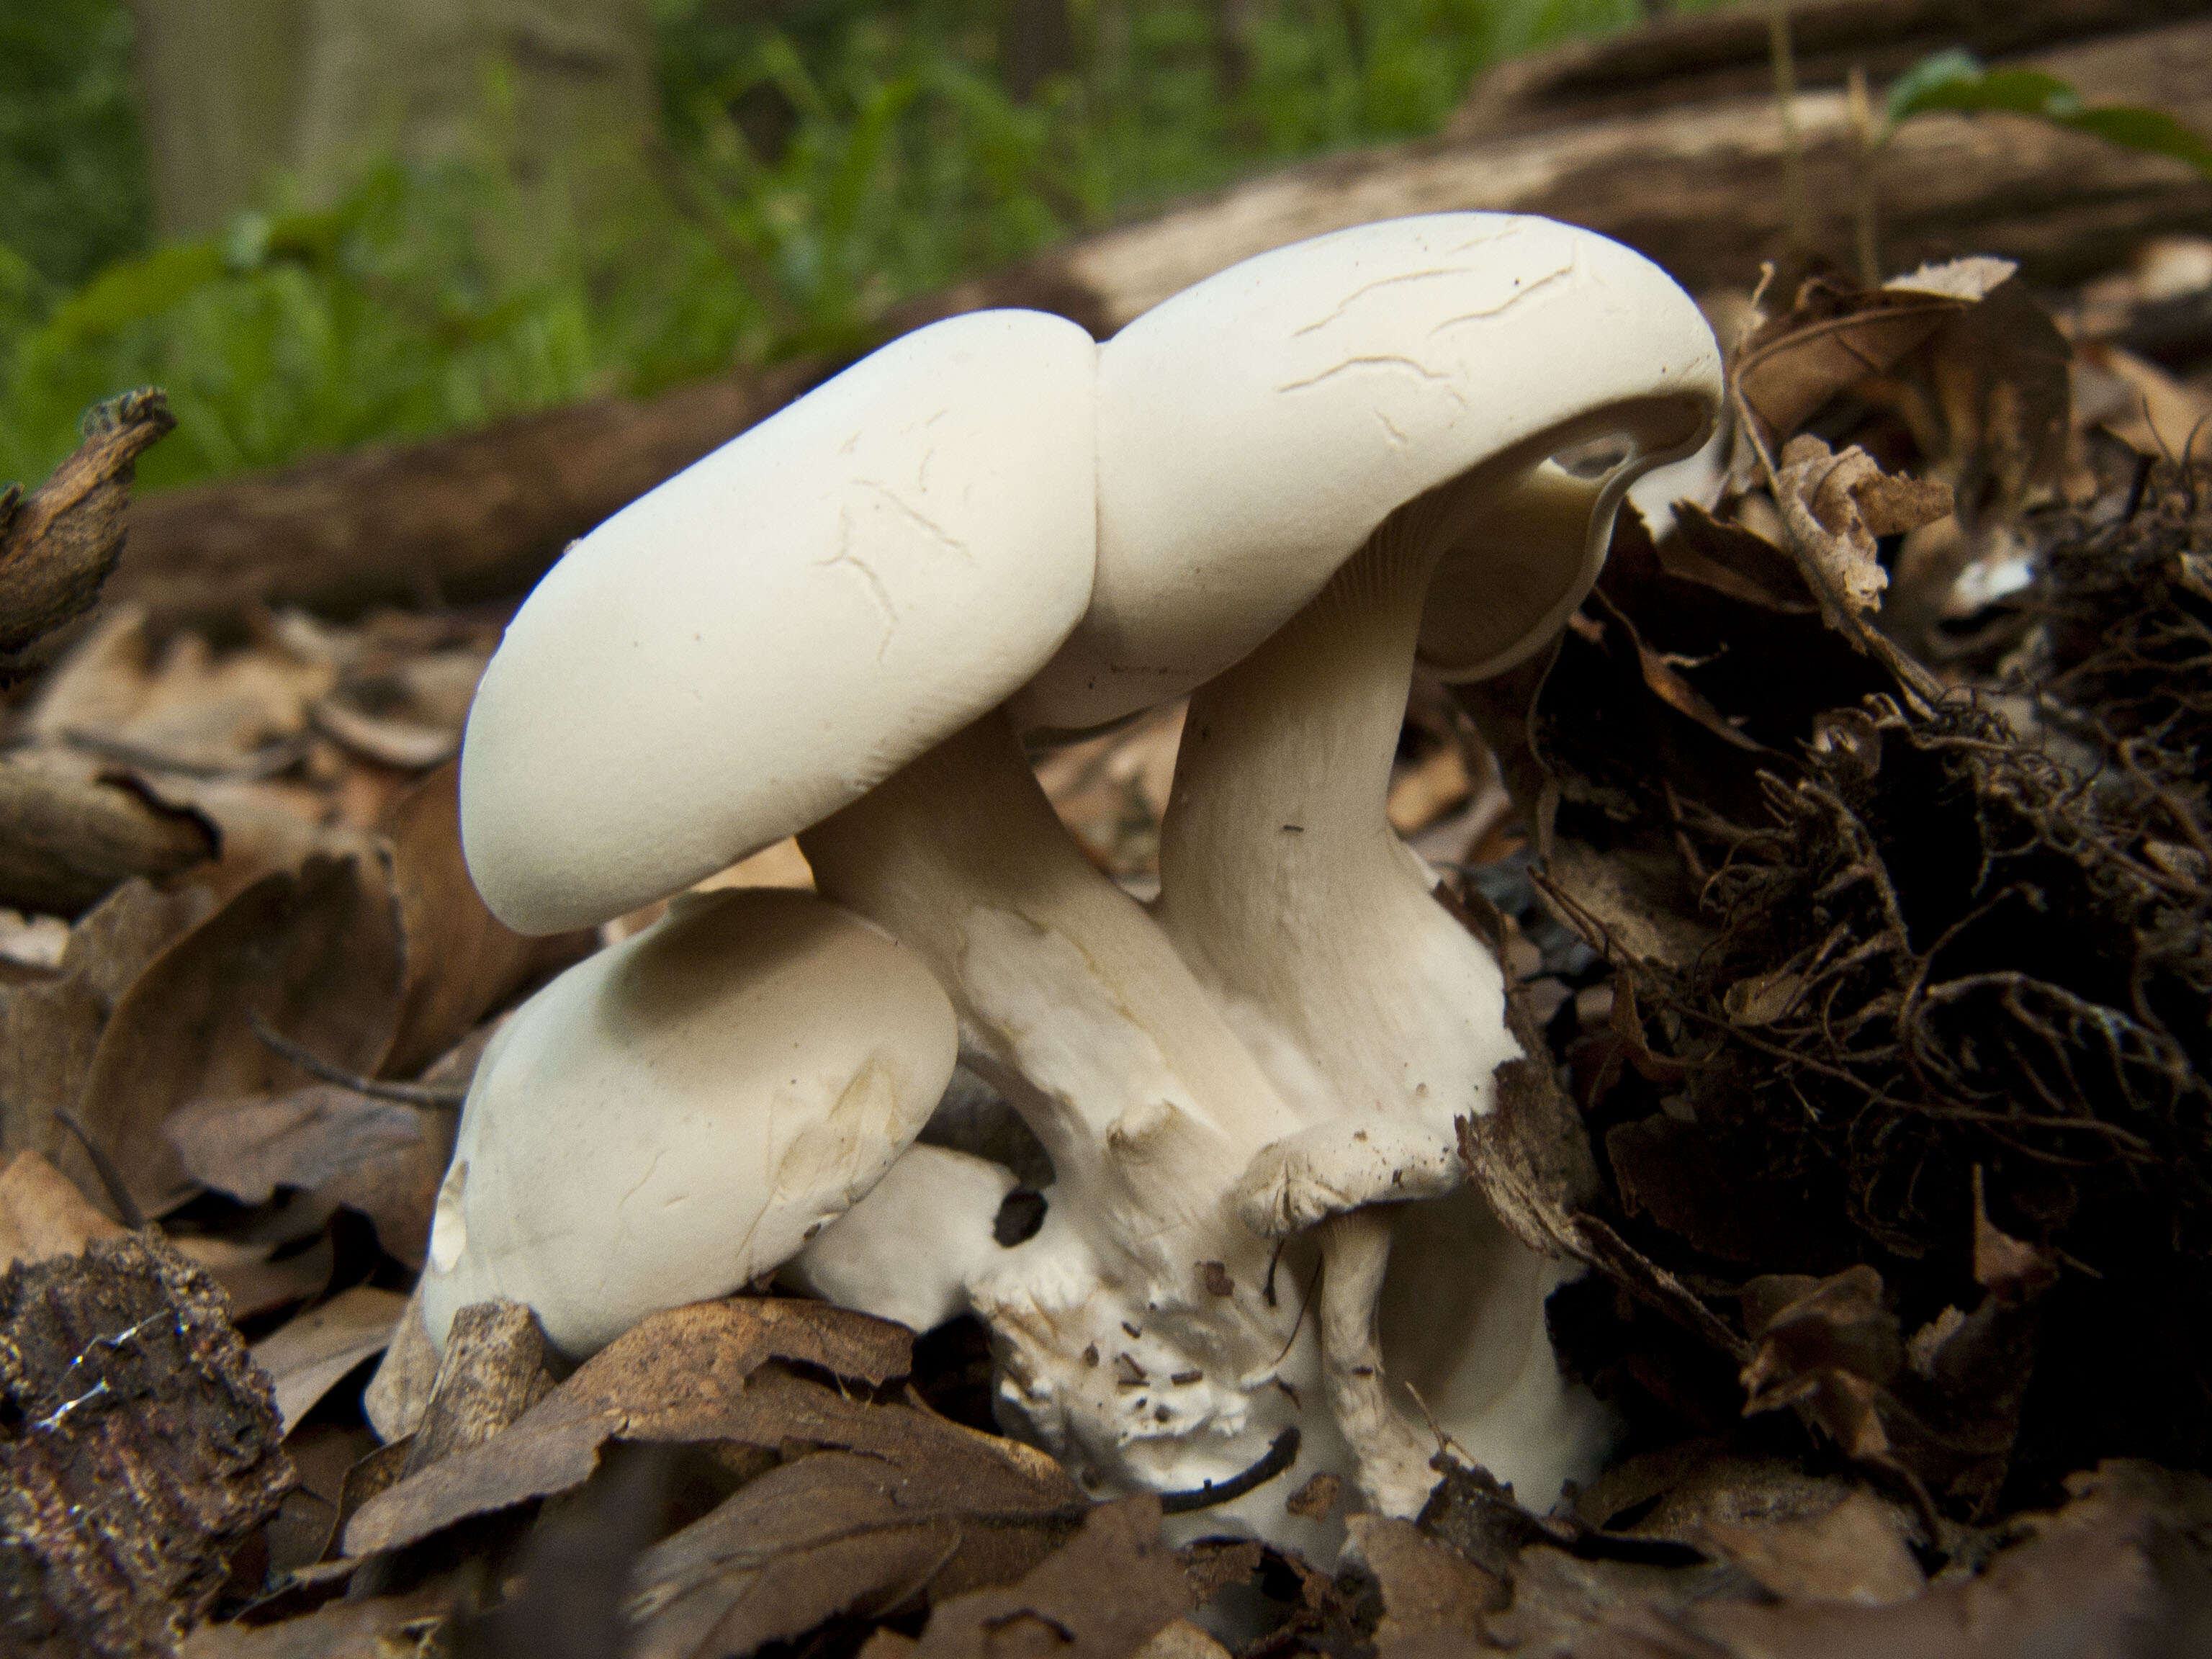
left=1039, top=214, right=1723, bottom=1509
left=783, top=1142, right=1017, bottom=1336
left=421, top=886, right=957, bottom=1358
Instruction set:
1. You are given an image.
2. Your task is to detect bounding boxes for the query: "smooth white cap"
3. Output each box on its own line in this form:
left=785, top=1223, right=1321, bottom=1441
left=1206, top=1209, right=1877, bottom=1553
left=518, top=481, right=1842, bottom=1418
left=462, top=310, right=1099, bottom=935
left=420, top=886, right=958, bottom=1359
left=1017, top=214, right=1722, bottom=729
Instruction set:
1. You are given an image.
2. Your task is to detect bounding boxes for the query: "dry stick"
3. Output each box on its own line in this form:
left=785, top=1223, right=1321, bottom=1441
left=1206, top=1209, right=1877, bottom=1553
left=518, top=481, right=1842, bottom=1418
left=1767, top=0, right=1812, bottom=251
left=50, top=1105, right=149, bottom=1231
left=246, top=1012, right=468, bottom=1107
left=1846, top=65, right=1881, bottom=285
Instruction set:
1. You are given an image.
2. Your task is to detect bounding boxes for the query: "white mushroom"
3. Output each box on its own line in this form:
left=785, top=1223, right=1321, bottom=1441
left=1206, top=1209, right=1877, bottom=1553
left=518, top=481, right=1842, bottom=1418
left=456, top=307, right=1329, bottom=1537
left=421, top=886, right=957, bottom=1358
left=1029, top=215, right=1723, bottom=1511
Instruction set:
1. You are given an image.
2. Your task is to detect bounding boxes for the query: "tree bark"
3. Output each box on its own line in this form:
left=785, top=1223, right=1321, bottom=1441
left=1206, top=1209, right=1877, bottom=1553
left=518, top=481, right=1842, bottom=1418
left=0, top=1234, right=290, bottom=1658
left=115, top=12, right=2212, bottom=624
left=1, top=391, right=175, bottom=675
left=128, top=0, right=313, bottom=240
left=129, top=0, right=665, bottom=263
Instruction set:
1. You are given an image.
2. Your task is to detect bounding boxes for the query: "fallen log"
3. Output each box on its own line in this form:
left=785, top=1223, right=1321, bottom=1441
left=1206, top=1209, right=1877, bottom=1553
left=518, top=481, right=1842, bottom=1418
left=114, top=11, right=2212, bottom=623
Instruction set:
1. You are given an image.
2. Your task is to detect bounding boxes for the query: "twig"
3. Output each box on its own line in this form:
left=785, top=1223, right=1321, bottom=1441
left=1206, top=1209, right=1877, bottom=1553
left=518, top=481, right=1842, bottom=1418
left=1766, top=0, right=1811, bottom=251
left=51, top=1105, right=149, bottom=1231
left=247, top=1012, right=468, bottom=1106
left=1846, top=66, right=1881, bottom=285
left=1158, top=1426, right=1302, bottom=1514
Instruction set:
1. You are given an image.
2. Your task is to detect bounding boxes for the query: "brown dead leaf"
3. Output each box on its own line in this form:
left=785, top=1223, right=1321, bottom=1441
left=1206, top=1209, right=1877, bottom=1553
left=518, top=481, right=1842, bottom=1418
left=1699, top=1488, right=1923, bottom=1606
left=165, top=1082, right=455, bottom=1268
left=67, top=853, right=406, bottom=1218
left=1735, top=279, right=1973, bottom=447
left=0, top=753, right=220, bottom=918
left=1664, top=503, right=1817, bottom=613
left=0, top=878, right=216, bottom=1164
left=2078, top=341, right=2212, bottom=459
left=363, top=1282, right=439, bottom=1443
left=1347, top=1514, right=1501, bottom=1653
left=250, top=1284, right=408, bottom=1434
left=178, top=1584, right=453, bottom=1657
left=29, top=604, right=335, bottom=777
left=1740, top=1267, right=1902, bottom=1462
left=1387, top=742, right=1473, bottom=835
left=626, top=1434, right=1087, bottom=1659
left=1687, top=1462, right=2212, bottom=1658
left=0, top=1148, right=125, bottom=1268
left=343, top=1298, right=917, bottom=1555
left=171, top=1230, right=336, bottom=1321
left=902, top=1496, right=1185, bottom=1659
left=377, top=760, right=593, bottom=1078
left=1773, top=437, right=1952, bottom=623
left=404, top=1299, right=557, bottom=1474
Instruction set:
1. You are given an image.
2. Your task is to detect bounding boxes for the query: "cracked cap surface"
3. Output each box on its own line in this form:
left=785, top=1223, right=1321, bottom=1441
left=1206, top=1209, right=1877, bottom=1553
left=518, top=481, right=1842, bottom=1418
left=1017, top=213, right=1723, bottom=732
left=461, top=310, right=1099, bottom=934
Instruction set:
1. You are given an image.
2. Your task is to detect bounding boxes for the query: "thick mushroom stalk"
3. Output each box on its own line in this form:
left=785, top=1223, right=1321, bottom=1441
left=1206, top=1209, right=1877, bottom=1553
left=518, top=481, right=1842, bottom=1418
left=799, top=713, right=1358, bottom=1551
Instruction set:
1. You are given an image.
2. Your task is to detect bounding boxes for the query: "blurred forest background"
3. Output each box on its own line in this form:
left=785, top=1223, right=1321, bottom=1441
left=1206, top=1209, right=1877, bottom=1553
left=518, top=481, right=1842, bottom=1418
left=0, top=0, right=1699, bottom=497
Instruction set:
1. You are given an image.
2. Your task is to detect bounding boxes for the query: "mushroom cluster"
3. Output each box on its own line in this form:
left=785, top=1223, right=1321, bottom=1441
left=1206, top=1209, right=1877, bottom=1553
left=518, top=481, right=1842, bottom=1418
left=432, top=215, right=1723, bottom=1552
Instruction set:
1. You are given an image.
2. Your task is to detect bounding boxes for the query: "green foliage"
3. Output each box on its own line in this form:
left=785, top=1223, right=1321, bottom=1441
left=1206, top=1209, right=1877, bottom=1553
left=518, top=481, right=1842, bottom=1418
left=3, top=0, right=1663, bottom=495
left=1886, top=48, right=2212, bottom=180
left=0, top=0, right=149, bottom=291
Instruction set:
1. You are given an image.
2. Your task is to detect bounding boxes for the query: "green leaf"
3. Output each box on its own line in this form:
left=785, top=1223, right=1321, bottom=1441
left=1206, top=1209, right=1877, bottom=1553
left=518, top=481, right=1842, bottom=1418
left=1886, top=49, right=2212, bottom=181
left=2064, top=106, right=2212, bottom=181
left=41, top=240, right=227, bottom=349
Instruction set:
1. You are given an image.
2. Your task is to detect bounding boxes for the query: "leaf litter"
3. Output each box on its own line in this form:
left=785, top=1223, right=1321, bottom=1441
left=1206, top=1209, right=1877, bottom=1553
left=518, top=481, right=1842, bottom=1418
left=1, top=236, right=2211, bottom=1657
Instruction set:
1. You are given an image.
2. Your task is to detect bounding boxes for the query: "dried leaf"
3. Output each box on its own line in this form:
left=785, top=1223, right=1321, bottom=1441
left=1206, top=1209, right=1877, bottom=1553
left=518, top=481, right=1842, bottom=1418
left=377, top=762, right=593, bottom=1079
left=0, top=1149, right=126, bottom=1269
left=165, top=1084, right=454, bottom=1268
left=1735, top=282, right=1971, bottom=446
left=403, top=1299, right=557, bottom=1474
left=1699, top=1488, right=1923, bottom=1606
left=68, top=853, right=407, bottom=1217
left=1, top=878, right=215, bottom=1168
left=250, top=1285, right=408, bottom=1435
left=363, top=1282, right=438, bottom=1444
left=0, top=753, right=220, bottom=918
left=1347, top=1515, right=1501, bottom=1653
left=904, top=1497, right=1185, bottom=1659
left=343, top=1298, right=916, bottom=1555
left=627, top=1434, right=1085, bottom=1659
left=178, top=1585, right=452, bottom=1657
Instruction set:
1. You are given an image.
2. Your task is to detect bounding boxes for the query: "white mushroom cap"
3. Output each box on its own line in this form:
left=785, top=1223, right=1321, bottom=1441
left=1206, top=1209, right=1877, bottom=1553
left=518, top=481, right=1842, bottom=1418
left=1017, top=214, right=1722, bottom=730
left=420, top=886, right=958, bottom=1358
left=462, top=310, right=1098, bottom=935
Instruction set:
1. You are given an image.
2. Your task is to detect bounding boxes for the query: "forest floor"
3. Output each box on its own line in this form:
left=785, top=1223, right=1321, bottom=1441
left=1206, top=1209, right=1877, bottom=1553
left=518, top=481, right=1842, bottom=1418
left=4, top=174, right=2211, bottom=1658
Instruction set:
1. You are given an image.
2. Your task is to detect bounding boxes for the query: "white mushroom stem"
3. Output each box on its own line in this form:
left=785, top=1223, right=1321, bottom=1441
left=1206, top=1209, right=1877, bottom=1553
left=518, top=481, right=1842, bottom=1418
left=1153, top=477, right=1611, bottom=1513
left=1157, top=494, right=1521, bottom=1231
left=798, top=712, right=1359, bottom=1547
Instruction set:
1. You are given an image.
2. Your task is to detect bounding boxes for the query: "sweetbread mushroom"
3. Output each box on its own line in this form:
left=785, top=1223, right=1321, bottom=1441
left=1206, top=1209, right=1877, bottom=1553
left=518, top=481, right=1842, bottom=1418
left=421, top=886, right=956, bottom=1357
left=457, top=307, right=1327, bottom=1534
left=1027, top=214, right=1722, bottom=1511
